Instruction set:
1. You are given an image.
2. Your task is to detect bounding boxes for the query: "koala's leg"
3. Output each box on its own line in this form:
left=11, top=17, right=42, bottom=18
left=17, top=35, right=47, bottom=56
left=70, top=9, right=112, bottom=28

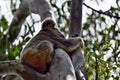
left=21, top=40, right=54, bottom=74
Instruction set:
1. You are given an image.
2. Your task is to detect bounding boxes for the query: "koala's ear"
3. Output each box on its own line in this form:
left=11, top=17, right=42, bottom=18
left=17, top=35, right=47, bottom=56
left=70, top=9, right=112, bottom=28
left=41, top=18, right=55, bottom=29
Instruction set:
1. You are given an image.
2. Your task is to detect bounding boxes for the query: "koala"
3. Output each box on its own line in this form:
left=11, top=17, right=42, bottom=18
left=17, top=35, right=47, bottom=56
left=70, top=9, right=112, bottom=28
left=20, top=18, right=83, bottom=74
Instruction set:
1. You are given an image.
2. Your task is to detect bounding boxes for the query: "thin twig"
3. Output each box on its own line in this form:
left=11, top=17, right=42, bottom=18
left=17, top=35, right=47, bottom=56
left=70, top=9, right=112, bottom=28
left=83, top=3, right=120, bottom=19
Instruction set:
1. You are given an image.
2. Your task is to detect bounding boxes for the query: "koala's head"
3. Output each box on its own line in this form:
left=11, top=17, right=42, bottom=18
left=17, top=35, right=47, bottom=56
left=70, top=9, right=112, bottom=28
left=41, top=18, right=55, bottom=30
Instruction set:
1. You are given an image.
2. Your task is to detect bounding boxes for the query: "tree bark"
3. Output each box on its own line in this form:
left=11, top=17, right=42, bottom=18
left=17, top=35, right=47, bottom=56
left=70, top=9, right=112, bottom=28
left=69, top=0, right=83, bottom=37
left=50, top=49, right=76, bottom=80
left=69, top=0, right=85, bottom=80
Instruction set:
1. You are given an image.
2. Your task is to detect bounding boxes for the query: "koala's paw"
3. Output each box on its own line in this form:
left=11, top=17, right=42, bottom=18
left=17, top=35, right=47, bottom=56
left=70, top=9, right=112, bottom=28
left=79, top=37, right=84, bottom=48
left=76, top=37, right=84, bottom=48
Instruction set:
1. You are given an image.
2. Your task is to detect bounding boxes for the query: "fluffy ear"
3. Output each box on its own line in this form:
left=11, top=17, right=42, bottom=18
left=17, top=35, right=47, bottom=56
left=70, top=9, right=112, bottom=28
left=41, top=18, right=55, bottom=29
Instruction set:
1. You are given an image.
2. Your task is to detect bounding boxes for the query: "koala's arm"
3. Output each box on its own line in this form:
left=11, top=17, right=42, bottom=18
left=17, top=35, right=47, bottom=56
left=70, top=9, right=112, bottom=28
left=54, top=37, right=84, bottom=52
left=41, top=18, right=83, bottom=53
left=7, top=0, right=29, bottom=42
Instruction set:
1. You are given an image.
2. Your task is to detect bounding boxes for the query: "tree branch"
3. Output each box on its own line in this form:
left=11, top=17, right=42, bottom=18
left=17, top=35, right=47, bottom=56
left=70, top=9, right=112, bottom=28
left=0, top=60, right=47, bottom=80
left=83, top=3, right=120, bottom=19
left=50, top=49, right=76, bottom=80
left=69, top=0, right=83, bottom=37
left=0, top=49, right=76, bottom=80
left=69, top=0, right=85, bottom=80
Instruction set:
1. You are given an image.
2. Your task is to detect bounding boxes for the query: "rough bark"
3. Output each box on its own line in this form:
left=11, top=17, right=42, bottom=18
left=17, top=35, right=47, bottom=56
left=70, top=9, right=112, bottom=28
left=69, top=0, right=85, bottom=80
left=50, top=49, right=76, bottom=80
left=69, top=0, right=83, bottom=37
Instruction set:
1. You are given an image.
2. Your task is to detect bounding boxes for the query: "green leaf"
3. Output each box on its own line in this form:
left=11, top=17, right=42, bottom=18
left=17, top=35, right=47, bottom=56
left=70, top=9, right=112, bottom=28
left=100, top=17, right=106, bottom=22
left=83, top=23, right=89, bottom=30
left=116, top=64, right=120, bottom=67
left=25, top=37, right=31, bottom=42
left=102, top=44, right=112, bottom=51
left=115, top=40, right=118, bottom=49
left=0, top=16, right=8, bottom=31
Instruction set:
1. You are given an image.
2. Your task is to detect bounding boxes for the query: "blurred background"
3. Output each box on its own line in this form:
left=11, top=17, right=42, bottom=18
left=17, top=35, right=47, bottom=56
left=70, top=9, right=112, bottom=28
left=0, top=0, right=120, bottom=80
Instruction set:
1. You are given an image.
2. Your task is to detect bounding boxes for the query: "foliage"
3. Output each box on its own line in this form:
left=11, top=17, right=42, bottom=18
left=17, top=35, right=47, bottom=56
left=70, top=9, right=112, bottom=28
left=0, top=0, right=120, bottom=79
